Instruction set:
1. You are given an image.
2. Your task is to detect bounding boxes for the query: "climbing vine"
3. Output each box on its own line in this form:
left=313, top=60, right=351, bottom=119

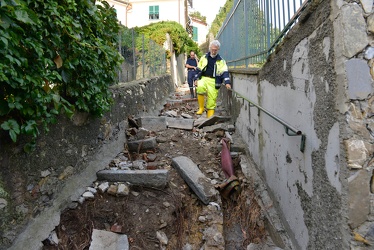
left=134, top=21, right=200, bottom=58
left=0, top=0, right=123, bottom=149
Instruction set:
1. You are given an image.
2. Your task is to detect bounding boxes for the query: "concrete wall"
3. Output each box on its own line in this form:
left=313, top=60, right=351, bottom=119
left=0, top=75, right=174, bottom=250
left=222, top=1, right=374, bottom=249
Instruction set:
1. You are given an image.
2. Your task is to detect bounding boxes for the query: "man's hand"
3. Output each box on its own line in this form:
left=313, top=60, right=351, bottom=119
left=225, top=84, right=231, bottom=90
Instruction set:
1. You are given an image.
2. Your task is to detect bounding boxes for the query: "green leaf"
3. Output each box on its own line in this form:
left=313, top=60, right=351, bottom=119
left=0, top=36, right=8, bottom=47
left=22, top=120, right=37, bottom=135
left=14, top=9, right=35, bottom=24
left=9, top=130, right=17, bottom=142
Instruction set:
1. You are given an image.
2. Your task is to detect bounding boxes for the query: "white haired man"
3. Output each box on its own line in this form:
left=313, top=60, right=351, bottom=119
left=194, top=40, right=231, bottom=118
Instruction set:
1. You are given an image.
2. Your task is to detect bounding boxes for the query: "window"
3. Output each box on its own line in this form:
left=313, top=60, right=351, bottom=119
left=149, top=5, right=159, bottom=20
left=192, top=26, right=198, bottom=42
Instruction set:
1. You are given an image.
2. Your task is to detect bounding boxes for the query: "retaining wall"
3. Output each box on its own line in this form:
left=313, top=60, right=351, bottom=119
left=221, top=1, right=374, bottom=249
left=0, top=74, right=174, bottom=250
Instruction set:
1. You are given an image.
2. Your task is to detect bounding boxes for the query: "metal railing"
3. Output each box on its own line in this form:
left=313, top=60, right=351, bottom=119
left=229, top=88, right=306, bottom=152
left=118, top=27, right=167, bottom=83
left=217, top=0, right=310, bottom=68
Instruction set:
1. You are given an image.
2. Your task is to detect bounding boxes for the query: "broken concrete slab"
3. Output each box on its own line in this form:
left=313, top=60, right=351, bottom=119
left=97, top=169, right=169, bottom=188
left=195, top=116, right=231, bottom=128
left=171, top=156, right=217, bottom=205
left=89, top=229, right=129, bottom=250
left=126, top=137, right=157, bottom=152
left=137, top=116, right=167, bottom=131
left=166, top=117, right=194, bottom=130
left=202, top=122, right=233, bottom=133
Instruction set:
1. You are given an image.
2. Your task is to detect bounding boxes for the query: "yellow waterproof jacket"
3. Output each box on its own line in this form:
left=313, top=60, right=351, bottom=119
left=194, top=53, right=231, bottom=88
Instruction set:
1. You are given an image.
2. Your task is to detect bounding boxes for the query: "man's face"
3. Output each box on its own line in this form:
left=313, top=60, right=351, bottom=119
left=190, top=53, right=195, bottom=58
left=210, top=45, right=219, bottom=57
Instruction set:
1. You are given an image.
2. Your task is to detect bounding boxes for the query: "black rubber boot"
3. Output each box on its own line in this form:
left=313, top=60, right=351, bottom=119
left=190, top=88, right=194, bottom=98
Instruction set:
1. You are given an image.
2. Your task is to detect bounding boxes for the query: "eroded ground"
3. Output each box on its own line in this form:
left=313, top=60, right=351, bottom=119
left=42, top=87, right=268, bottom=250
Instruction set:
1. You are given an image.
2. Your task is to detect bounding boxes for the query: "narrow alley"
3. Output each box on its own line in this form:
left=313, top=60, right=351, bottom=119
left=41, top=84, right=285, bottom=250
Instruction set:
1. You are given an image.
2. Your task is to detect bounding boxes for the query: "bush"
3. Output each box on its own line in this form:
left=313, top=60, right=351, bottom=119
left=0, top=0, right=123, bottom=149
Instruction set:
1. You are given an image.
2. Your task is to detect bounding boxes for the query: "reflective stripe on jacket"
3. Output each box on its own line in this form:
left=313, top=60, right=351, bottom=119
left=196, top=53, right=231, bottom=85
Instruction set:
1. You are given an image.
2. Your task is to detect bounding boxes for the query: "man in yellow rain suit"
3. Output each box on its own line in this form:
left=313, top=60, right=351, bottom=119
left=194, top=40, right=231, bottom=118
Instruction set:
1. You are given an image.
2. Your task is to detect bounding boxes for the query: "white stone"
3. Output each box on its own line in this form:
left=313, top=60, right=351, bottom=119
left=98, top=182, right=109, bottom=193
left=41, top=170, right=51, bottom=178
left=82, top=191, right=94, bottom=199
left=198, top=216, right=206, bottom=222
left=345, top=139, right=368, bottom=166
left=365, top=47, right=374, bottom=60
left=86, top=187, right=97, bottom=194
left=156, top=231, right=168, bottom=245
left=117, top=183, right=129, bottom=196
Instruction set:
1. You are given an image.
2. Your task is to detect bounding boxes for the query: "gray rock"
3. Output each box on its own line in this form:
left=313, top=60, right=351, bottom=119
left=340, top=4, right=369, bottom=58
left=346, top=59, right=373, bottom=100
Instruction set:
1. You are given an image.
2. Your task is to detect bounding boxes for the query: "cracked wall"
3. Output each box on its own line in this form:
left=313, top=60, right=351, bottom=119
left=223, top=0, right=374, bottom=249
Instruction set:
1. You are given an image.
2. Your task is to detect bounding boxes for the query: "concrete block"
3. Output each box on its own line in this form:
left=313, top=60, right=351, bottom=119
left=96, top=169, right=169, bottom=188
left=171, top=156, right=217, bottom=205
left=137, top=116, right=167, bottom=131
left=126, top=137, right=157, bottom=152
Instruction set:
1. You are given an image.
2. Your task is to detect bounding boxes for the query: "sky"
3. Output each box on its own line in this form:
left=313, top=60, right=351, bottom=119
left=192, top=0, right=227, bottom=26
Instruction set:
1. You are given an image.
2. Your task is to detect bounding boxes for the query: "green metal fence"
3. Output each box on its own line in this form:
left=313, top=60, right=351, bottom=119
left=217, top=0, right=310, bottom=68
left=118, top=28, right=167, bottom=82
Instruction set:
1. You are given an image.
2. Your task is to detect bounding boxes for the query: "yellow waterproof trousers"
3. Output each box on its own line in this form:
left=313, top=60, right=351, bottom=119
left=195, top=76, right=219, bottom=110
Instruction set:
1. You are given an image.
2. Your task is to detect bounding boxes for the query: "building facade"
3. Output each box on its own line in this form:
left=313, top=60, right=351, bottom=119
left=106, top=0, right=189, bottom=29
left=105, top=0, right=208, bottom=45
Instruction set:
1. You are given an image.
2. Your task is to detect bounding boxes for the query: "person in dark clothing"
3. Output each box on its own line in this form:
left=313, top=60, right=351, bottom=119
left=185, top=51, right=199, bottom=98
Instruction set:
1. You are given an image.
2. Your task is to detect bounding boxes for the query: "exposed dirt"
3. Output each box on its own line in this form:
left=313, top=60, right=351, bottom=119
left=42, top=87, right=267, bottom=250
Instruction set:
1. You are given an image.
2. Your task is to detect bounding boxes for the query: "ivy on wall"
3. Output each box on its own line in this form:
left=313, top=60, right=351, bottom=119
left=134, top=21, right=200, bottom=58
left=0, top=0, right=123, bottom=149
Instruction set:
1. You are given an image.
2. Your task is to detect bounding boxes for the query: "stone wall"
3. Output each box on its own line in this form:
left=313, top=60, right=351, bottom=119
left=221, top=0, right=374, bottom=249
left=0, top=74, right=174, bottom=250
left=337, top=0, right=374, bottom=242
